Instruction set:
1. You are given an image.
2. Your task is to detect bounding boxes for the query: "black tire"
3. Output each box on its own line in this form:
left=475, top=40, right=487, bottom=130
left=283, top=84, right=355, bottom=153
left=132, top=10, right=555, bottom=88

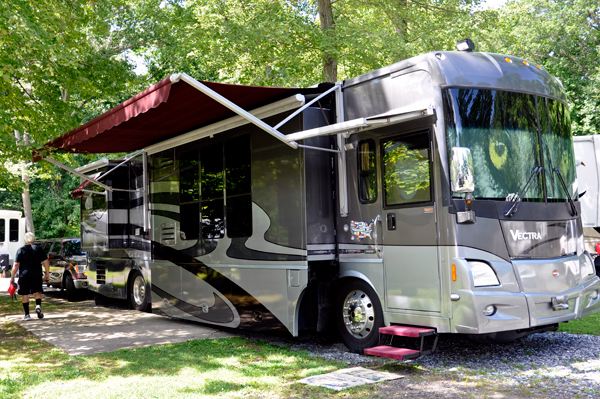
left=65, top=273, right=78, bottom=302
left=128, top=271, right=149, bottom=312
left=335, top=279, right=384, bottom=354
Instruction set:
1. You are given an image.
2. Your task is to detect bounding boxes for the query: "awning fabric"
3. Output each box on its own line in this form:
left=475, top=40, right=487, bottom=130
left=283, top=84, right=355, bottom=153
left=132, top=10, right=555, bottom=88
left=38, top=77, right=323, bottom=158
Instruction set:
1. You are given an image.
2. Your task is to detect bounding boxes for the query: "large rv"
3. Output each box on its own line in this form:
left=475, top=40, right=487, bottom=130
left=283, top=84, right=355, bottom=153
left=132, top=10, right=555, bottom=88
left=0, top=210, right=26, bottom=270
left=40, top=45, right=600, bottom=356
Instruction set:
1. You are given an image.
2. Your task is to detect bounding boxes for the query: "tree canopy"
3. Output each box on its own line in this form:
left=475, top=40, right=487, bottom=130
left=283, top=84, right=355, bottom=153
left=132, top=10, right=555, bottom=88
left=0, top=0, right=598, bottom=236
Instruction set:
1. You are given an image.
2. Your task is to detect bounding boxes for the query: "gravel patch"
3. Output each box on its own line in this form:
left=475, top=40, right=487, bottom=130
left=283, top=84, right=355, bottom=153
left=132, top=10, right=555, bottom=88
left=240, top=330, right=600, bottom=397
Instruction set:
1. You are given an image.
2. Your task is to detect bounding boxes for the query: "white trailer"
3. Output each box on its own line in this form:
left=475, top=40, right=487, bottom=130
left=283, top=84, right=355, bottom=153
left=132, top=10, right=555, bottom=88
left=573, top=135, right=600, bottom=253
left=0, top=210, right=26, bottom=271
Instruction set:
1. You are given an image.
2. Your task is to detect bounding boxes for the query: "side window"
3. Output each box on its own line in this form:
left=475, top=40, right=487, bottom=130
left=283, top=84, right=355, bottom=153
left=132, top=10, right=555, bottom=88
left=382, top=132, right=432, bottom=206
left=225, top=134, right=252, bottom=238
left=180, top=150, right=200, bottom=240
left=9, top=219, right=19, bottom=242
left=358, top=139, right=377, bottom=203
left=201, top=143, right=225, bottom=239
left=0, top=219, right=4, bottom=243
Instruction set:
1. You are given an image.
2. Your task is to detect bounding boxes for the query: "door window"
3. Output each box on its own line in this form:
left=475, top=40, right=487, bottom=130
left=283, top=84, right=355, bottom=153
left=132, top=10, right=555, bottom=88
left=382, top=132, right=432, bottom=206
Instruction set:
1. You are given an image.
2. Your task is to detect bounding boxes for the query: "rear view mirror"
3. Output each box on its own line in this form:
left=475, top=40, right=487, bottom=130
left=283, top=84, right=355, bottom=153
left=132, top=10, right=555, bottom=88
left=450, top=147, right=475, bottom=193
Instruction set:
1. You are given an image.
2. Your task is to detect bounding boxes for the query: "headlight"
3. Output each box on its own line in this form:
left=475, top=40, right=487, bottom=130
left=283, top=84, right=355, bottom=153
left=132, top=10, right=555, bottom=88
left=75, top=264, right=87, bottom=274
left=582, top=253, right=595, bottom=277
left=468, top=261, right=500, bottom=287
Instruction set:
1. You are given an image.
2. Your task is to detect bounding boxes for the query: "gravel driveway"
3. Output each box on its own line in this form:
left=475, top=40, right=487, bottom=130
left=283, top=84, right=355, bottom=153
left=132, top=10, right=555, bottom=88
left=241, top=330, right=600, bottom=398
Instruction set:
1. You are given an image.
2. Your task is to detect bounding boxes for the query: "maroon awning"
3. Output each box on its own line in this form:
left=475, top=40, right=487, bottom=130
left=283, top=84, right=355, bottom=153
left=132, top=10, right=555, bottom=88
left=37, top=76, right=325, bottom=158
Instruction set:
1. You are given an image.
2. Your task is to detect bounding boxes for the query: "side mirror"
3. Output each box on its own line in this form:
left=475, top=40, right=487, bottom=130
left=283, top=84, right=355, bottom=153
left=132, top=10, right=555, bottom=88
left=450, top=147, right=475, bottom=193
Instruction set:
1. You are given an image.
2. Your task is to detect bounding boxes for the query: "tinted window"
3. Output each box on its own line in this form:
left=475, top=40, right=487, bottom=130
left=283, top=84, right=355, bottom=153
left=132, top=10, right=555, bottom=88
left=0, top=219, right=4, bottom=243
left=383, top=133, right=432, bottom=206
left=444, top=89, right=545, bottom=201
left=9, top=219, right=19, bottom=242
left=225, top=135, right=252, bottom=238
left=358, top=139, right=377, bottom=203
left=179, top=150, right=200, bottom=240
left=180, top=151, right=200, bottom=203
left=201, top=143, right=224, bottom=239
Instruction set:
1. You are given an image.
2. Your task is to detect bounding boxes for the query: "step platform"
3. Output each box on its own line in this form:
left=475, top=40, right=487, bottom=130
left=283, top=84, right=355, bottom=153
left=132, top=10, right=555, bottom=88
left=364, top=346, right=421, bottom=360
left=379, top=325, right=436, bottom=338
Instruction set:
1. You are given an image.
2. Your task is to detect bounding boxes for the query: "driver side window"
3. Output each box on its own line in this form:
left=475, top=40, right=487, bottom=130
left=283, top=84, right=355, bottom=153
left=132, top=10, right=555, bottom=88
left=382, top=132, right=432, bottom=206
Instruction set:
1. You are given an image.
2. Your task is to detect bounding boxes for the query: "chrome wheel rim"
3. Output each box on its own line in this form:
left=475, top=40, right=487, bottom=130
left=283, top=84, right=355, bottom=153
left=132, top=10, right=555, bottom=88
left=342, top=289, right=375, bottom=339
left=132, top=275, right=146, bottom=306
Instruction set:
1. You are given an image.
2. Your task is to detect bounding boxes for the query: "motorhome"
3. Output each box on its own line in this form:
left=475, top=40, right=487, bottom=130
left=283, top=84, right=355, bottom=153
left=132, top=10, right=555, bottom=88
left=0, top=210, right=26, bottom=272
left=38, top=43, right=600, bottom=358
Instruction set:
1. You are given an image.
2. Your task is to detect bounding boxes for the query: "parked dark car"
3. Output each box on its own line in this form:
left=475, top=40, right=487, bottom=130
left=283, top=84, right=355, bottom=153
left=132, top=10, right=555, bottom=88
left=35, top=238, right=88, bottom=301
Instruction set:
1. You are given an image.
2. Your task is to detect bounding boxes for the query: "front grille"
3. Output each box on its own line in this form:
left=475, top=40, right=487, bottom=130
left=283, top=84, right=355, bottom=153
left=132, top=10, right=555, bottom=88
left=96, top=260, right=107, bottom=284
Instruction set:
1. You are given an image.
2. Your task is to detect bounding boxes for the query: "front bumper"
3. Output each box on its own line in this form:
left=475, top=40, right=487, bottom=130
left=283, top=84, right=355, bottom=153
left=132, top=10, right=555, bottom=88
left=452, top=275, right=600, bottom=334
left=73, top=279, right=89, bottom=290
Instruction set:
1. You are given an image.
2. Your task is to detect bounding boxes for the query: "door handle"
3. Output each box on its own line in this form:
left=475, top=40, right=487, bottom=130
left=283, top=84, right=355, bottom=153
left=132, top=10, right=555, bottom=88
left=373, top=215, right=382, bottom=258
left=387, top=213, right=396, bottom=230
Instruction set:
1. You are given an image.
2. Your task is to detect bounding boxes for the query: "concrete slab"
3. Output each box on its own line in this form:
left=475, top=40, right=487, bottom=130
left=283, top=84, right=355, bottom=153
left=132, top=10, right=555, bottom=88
left=5, top=306, right=234, bottom=356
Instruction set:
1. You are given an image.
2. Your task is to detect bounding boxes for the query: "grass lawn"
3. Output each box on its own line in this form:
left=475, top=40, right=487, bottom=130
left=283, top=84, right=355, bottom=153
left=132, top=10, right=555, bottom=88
left=559, top=312, right=600, bottom=335
left=0, top=295, right=396, bottom=399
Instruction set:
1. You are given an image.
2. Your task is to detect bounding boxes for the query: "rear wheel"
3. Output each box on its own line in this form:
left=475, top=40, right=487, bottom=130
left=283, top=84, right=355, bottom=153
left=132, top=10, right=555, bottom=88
left=129, top=271, right=149, bottom=312
left=335, top=279, right=384, bottom=354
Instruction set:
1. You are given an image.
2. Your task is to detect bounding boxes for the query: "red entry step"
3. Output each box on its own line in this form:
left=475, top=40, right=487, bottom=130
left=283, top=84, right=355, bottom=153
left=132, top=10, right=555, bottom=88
left=364, top=346, right=421, bottom=360
left=379, top=325, right=436, bottom=338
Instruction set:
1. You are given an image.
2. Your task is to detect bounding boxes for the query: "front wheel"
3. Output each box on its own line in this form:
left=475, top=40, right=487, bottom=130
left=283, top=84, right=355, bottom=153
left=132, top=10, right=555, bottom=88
left=65, top=273, right=78, bottom=302
left=129, top=271, right=150, bottom=312
left=335, top=279, right=384, bottom=354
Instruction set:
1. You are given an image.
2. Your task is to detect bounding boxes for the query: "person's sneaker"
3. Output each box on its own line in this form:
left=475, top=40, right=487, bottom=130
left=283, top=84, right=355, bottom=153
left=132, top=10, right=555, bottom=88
left=36, top=305, right=44, bottom=319
left=22, top=314, right=31, bottom=321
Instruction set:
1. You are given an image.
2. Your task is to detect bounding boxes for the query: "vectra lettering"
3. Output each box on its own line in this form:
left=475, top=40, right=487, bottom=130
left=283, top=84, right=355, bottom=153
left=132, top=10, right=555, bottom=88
left=510, top=229, right=542, bottom=241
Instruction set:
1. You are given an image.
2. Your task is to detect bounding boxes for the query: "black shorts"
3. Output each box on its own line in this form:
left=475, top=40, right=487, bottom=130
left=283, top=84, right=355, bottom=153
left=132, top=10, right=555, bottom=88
left=17, top=269, right=43, bottom=295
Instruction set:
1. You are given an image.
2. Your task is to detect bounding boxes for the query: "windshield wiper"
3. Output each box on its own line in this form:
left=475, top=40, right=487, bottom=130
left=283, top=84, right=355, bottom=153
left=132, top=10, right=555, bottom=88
left=552, top=167, right=578, bottom=216
left=504, top=166, right=543, bottom=217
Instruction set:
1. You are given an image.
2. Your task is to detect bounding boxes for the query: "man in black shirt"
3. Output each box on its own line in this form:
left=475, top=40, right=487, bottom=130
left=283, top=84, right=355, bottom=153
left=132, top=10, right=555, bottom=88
left=10, top=232, right=50, bottom=321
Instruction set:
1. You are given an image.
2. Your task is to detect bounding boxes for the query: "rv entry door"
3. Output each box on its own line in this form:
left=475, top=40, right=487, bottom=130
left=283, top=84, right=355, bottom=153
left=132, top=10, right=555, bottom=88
left=379, top=129, right=441, bottom=313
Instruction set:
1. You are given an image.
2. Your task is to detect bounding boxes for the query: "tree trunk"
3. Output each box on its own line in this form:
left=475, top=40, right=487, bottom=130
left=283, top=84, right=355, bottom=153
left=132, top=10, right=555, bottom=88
left=15, top=130, right=35, bottom=234
left=317, top=0, right=337, bottom=82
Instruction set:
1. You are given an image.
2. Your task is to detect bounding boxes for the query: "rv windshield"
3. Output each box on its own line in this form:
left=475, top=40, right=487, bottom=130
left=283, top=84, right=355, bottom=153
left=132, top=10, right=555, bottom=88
left=443, top=88, right=576, bottom=202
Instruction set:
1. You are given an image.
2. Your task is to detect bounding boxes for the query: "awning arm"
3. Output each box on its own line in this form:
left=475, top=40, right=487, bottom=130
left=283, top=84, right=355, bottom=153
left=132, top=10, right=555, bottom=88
left=274, top=83, right=341, bottom=130
left=42, top=157, right=113, bottom=192
left=170, top=73, right=299, bottom=149
left=296, top=144, right=340, bottom=153
left=96, top=150, right=144, bottom=182
left=285, top=106, right=435, bottom=142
